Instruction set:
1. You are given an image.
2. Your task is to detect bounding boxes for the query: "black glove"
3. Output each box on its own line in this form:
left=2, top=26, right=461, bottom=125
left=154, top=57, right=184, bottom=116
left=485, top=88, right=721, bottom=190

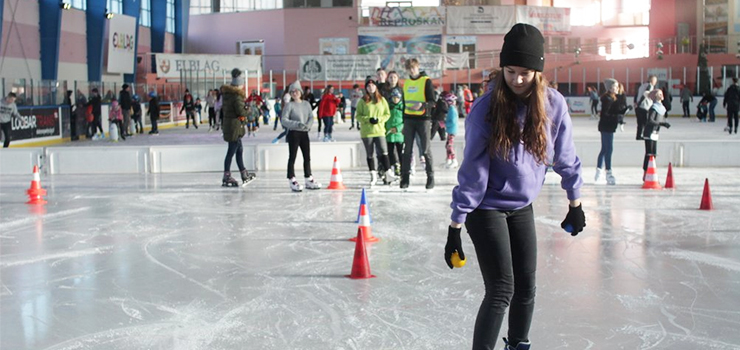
left=661, top=122, right=671, bottom=129
left=369, top=117, right=379, bottom=125
left=444, top=226, right=464, bottom=269
left=560, top=204, right=586, bottom=236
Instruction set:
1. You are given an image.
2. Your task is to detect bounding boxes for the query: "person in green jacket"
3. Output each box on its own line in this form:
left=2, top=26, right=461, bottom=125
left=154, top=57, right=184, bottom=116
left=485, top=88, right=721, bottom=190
left=220, top=68, right=255, bottom=187
left=356, top=78, right=395, bottom=186
left=385, top=87, right=404, bottom=178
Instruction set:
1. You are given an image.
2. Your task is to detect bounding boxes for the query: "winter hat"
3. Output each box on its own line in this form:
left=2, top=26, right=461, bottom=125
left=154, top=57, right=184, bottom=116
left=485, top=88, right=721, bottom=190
left=604, top=78, right=618, bottom=92
left=365, top=76, right=376, bottom=90
left=499, top=23, right=545, bottom=72
left=390, top=88, right=402, bottom=99
left=231, top=68, right=244, bottom=86
left=148, top=91, right=156, bottom=98
left=289, top=80, right=302, bottom=92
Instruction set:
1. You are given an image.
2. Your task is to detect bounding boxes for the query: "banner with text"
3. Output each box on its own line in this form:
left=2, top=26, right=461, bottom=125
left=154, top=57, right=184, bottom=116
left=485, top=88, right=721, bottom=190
left=358, top=26, right=442, bottom=70
left=516, top=6, right=571, bottom=35
left=155, top=54, right=262, bottom=79
left=106, top=14, right=137, bottom=74
left=12, top=106, right=62, bottom=141
left=298, top=53, right=468, bottom=81
left=446, top=6, right=516, bottom=35
left=369, top=7, right=445, bottom=26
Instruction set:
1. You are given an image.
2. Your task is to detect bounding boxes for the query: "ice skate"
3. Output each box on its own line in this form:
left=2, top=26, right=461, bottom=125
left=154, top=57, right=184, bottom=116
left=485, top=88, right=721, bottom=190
left=305, top=176, right=321, bottom=190
left=222, top=171, right=239, bottom=187
left=606, top=170, right=616, bottom=185
left=425, top=176, right=435, bottom=190
left=290, top=177, right=304, bottom=192
left=400, top=174, right=410, bottom=189
left=383, top=169, right=396, bottom=184
left=503, top=337, right=531, bottom=350
left=594, top=167, right=604, bottom=183
left=369, top=171, right=378, bottom=187
left=240, top=169, right=256, bottom=186
left=448, top=159, right=458, bottom=169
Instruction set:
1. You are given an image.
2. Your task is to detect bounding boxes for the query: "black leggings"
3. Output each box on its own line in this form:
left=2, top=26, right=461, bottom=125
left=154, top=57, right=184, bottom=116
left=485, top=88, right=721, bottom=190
left=224, top=139, right=245, bottom=172
left=591, top=100, right=598, bottom=115
left=387, top=141, right=403, bottom=166
left=728, top=110, right=739, bottom=132
left=643, top=139, right=657, bottom=172
left=1, top=122, right=10, bottom=148
left=466, top=205, right=537, bottom=349
left=287, top=130, right=312, bottom=179
left=209, top=107, right=216, bottom=127
left=635, top=108, right=648, bottom=140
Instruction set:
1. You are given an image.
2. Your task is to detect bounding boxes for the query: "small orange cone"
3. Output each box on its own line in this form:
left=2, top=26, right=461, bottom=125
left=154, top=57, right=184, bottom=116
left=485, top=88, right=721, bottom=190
left=664, top=162, right=675, bottom=189
left=26, top=165, right=47, bottom=205
left=350, top=199, right=379, bottom=243
left=326, top=156, right=347, bottom=190
left=699, top=178, right=713, bottom=210
left=346, top=227, right=375, bottom=279
left=642, top=155, right=662, bottom=190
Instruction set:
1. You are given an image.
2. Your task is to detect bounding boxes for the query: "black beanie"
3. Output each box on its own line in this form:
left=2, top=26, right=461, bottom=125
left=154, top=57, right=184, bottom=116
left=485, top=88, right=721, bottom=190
left=365, top=76, right=376, bottom=90
left=499, top=23, right=545, bottom=72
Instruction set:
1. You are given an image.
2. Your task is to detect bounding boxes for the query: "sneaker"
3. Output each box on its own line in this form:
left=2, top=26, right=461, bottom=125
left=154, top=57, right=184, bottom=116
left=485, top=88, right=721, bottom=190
left=606, top=170, right=616, bottom=185
left=305, top=176, right=321, bottom=190
left=290, top=177, right=304, bottom=192
left=594, top=167, right=604, bottom=182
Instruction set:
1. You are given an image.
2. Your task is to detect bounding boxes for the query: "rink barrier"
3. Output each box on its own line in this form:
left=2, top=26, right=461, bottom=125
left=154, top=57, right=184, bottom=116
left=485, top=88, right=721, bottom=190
left=1, top=140, right=739, bottom=175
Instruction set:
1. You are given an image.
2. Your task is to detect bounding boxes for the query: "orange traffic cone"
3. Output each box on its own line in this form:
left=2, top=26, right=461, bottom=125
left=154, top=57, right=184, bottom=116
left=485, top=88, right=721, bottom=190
left=346, top=227, right=375, bottom=279
left=26, top=165, right=47, bottom=205
left=326, top=156, right=347, bottom=190
left=664, top=162, right=675, bottom=189
left=699, top=178, right=713, bottom=210
left=350, top=197, right=379, bottom=243
left=642, top=155, right=662, bottom=190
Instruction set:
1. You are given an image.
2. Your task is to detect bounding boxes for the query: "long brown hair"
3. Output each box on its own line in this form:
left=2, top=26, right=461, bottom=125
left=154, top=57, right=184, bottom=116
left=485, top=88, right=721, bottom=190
left=363, top=83, right=382, bottom=104
left=487, top=71, right=549, bottom=164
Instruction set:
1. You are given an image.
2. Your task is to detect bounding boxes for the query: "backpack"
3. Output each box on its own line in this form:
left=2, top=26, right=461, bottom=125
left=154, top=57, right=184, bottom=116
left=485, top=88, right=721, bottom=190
left=85, top=105, right=94, bottom=122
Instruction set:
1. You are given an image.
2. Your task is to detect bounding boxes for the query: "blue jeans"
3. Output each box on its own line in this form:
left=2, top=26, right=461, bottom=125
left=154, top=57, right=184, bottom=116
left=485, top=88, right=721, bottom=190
left=709, top=99, right=717, bottom=121
left=597, top=132, right=614, bottom=170
left=322, top=116, right=334, bottom=136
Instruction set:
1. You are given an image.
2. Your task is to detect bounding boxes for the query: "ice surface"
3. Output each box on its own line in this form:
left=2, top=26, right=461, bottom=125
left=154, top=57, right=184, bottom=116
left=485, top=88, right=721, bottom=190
left=1, top=167, right=740, bottom=349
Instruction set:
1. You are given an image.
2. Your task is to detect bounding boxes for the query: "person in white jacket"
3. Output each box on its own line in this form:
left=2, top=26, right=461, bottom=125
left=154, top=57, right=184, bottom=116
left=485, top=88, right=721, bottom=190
left=0, top=93, right=21, bottom=148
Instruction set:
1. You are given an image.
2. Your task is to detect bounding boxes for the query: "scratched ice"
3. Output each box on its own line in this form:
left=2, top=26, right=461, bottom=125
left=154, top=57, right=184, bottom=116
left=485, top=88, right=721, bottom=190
left=1, top=167, right=740, bottom=349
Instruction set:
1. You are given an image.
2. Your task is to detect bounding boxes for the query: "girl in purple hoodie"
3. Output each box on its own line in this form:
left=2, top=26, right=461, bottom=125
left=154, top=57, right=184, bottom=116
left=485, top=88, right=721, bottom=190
left=445, top=24, right=585, bottom=350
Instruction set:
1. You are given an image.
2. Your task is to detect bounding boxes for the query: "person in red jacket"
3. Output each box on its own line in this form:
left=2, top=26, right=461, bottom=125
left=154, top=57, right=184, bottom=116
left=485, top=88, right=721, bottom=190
left=463, top=84, right=474, bottom=116
left=245, top=90, right=264, bottom=127
left=318, top=85, right=339, bottom=142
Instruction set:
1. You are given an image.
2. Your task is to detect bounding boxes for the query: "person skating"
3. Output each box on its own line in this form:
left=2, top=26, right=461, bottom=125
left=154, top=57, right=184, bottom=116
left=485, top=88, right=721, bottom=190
left=221, top=68, right=256, bottom=187
left=282, top=81, right=321, bottom=192
left=0, top=93, right=21, bottom=148
left=642, top=89, right=671, bottom=175
left=147, top=91, right=160, bottom=135
left=595, top=78, right=627, bottom=185
left=356, top=78, right=395, bottom=186
left=442, top=92, right=459, bottom=169
left=446, top=23, right=585, bottom=350
left=180, top=94, right=198, bottom=129
left=385, top=88, right=405, bottom=178
left=400, top=58, right=436, bottom=189
left=634, top=75, right=657, bottom=140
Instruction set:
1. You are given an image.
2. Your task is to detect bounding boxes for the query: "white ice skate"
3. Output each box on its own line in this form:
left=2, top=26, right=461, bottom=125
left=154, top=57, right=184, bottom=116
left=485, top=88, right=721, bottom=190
left=305, top=176, right=321, bottom=190
left=290, top=177, right=304, bottom=192
left=369, top=171, right=378, bottom=187
left=384, top=169, right=396, bottom=184
left=606, top=170, right=616, bottom=185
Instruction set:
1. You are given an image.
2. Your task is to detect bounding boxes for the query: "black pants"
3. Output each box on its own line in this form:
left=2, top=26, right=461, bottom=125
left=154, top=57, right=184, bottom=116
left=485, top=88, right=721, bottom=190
left=224, top=139, right=245, bottom=172
left=591, top=100, right=598, bottom=115
left=133, top=114, right=143, bottom=133
left=466, top=205, right=537, bottom=349
left=387, top=141, right=403, bottom=166
left=728, top=109, right=739, bottom=133
left=643, top=139, right=657, bottom=172
left=150, top=117, right=159, bottom=133
left=185, top=110, right=197, bottom=127
left=682, top=101, right=690, bottom=117
left=208, top=107, right=216, bottom=127
left=635, top=108, right=648, bottom=140
left=430, top=120, right=446, bottom=140
left=287, top=130, right=312, bottom=179
left=401, top=118, right=433, bottom=177
left=91, top=114, right=103, bottom=135
left=1, top=122, right=11, bottom=148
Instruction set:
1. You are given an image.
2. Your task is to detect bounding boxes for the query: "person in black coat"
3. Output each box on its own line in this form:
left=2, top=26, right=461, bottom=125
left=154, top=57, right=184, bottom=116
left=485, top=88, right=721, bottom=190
left=119, top=84, right=133, bottom=136
left=595, top=78, right=624, bottom=185
left=87, top=88, right=103, bottom=138
left=147, top=92, right=160, bottom=135
left=723, top=77, right=740, bottom=134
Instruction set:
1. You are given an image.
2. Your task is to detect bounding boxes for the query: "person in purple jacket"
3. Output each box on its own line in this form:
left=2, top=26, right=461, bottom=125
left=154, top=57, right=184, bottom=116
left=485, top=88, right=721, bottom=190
left=444, top=23, right=586, bottom=350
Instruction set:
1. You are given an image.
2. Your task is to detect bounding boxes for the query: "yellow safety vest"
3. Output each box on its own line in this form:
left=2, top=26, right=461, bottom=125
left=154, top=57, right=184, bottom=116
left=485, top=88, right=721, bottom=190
left=403, top=76, right=429, bottom=116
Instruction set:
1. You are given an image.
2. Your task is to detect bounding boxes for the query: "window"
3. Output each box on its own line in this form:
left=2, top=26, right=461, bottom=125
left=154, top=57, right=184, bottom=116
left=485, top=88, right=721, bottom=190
left=221, top=0, right=284, bottom=11
left=140, top=0, right=151, bottom=27
left=166, top=0, right=175, bottom=33
left=70, top=0, right=86, bottom=10
left=191, top=0, right=213, bottom=14
left=107, top=0, right=123, bottom=14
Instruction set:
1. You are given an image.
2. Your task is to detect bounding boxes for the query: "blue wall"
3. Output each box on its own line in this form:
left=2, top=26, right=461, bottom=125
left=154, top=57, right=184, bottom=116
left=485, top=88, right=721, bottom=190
left=123, top=0, right=142, bottom=83
left=39, top=0, right=62, bottom=80
left=86, top=0, right=106, bottom=82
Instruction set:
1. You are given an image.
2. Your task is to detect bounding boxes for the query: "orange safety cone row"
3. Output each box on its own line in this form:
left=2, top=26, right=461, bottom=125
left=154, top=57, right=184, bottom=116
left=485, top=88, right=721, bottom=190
left=26, top=165, right=47, bottom=205
left=350, top=197, right=379, bottom=243
left=699, top=178, right=713, bottom=210
left=346, top=227, right=375, bottom=279
left=326, top=156, right=347, bottom=190
left=642, top=155, right=662, bottom=190
left=664, top=162, right=675, bottom=189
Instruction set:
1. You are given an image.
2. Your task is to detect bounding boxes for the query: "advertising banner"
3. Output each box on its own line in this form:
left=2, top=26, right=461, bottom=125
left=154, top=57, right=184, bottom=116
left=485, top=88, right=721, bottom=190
left=106, top=14, right=137, bottom=74
left=155, top=54, right=262, bottom=79
left=516, top=6, right=571, bottom=35
left=319, top=38, right=350, bottom=55
left=358, top=26, right=442, bottom=69
left=369, top=7, right=445, bottom=27
left=446, top=6, right=516, bottom=35
left=298, top=53, right=468, bottom=80
left=12, top=107, right=61, bottom=141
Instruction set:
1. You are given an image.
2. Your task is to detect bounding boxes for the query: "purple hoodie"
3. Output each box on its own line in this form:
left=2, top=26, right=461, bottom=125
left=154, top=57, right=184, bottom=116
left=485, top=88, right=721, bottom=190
left=450, top=87, right=582, bottom=224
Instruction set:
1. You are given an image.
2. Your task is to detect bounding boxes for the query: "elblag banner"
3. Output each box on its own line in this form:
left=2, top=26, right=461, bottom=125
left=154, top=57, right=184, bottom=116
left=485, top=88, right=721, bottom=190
left=155, top=54, right=262, bottom=79
left=106, top=14, right=137, bottom=74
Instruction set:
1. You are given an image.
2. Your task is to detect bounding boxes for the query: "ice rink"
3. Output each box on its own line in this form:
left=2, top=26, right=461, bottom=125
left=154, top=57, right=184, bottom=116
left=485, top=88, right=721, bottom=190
left=1, top=165, right=740, bottom=349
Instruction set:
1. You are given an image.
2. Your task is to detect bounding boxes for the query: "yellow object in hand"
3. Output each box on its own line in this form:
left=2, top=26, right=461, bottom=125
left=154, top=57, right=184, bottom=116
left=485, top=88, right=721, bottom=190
left=451, top=252, right=466, bottom=268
